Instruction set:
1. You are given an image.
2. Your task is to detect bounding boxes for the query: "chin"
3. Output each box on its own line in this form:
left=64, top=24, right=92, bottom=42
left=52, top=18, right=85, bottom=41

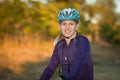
left=64, top=34, right=71, bottom=38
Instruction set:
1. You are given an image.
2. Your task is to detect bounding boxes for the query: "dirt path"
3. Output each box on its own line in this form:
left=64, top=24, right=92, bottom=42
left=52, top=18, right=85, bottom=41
left=0, top=42, right=120, bottom=80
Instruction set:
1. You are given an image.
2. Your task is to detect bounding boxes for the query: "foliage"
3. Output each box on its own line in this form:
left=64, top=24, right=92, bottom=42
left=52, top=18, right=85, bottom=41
left=0, top=0, right=120, bottom=45
left=100, top=23, right=118, bottom=44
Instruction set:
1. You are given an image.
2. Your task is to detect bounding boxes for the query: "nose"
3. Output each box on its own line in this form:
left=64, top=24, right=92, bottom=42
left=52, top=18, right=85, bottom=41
left=65, top=24, right=70, bottom=29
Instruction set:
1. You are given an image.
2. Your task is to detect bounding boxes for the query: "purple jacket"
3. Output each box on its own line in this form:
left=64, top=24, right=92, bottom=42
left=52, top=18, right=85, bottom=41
left=40, top=33, right=93, bottom=80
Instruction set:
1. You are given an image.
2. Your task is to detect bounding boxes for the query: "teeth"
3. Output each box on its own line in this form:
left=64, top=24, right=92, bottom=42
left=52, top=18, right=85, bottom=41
left=65, top=30, right=70, bottom=33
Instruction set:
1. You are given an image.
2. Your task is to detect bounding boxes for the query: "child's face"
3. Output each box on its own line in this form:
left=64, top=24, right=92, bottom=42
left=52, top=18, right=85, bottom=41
left=60, top=20, right=78, bottom=38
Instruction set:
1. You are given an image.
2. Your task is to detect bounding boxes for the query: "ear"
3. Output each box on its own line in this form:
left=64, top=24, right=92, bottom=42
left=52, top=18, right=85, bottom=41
left=76, top=21, right=80, bottom=30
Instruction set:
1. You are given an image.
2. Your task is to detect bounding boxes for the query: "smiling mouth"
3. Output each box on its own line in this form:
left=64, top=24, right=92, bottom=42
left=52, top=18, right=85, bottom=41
left=64, top=30, right=71, bottom=34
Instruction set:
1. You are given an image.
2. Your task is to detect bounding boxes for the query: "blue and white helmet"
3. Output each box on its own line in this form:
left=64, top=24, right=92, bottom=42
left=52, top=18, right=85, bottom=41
left=57, top=8, right=80, bottom=21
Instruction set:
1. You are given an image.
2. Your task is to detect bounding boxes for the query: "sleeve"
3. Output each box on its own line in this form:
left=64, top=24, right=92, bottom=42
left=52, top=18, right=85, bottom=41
left=66, top=37, right=93, bottom=80
left=40, top=45, right=60, bottom=80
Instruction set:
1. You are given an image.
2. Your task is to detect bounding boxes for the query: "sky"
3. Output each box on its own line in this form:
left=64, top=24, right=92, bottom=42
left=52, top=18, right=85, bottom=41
left=114, top=0, right=120, bottom=13
left=33, top=0, right=47, bottom=4
left=86, top=0, right=96, bottom=5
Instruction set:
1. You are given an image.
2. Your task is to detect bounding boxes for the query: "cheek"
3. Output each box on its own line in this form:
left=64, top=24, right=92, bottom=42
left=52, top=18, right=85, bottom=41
left=60, top=27, right=64, bottom=32
left=60, top=26, right=65, bottom=30
left=71, top=26, right=77, bottom=31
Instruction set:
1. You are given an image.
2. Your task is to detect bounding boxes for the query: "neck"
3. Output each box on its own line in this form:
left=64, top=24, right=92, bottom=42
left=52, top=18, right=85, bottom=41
left=65, top=32, right=76, bottom=45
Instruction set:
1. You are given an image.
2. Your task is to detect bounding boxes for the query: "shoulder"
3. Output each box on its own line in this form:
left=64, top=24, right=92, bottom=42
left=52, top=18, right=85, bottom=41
left=77, top=35, right=89, bottom=43
left=55, top=39, right=64, bottom=47
left=77, top=35, right=90, bottom=50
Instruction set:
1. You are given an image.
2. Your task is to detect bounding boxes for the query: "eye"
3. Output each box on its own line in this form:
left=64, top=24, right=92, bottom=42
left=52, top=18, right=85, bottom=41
left=61, top=22, right=66, bottom=26
left=69, top=22, right=74, bottom=26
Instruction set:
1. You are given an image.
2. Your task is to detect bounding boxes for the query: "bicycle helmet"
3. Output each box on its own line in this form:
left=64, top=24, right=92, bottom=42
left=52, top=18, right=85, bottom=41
left=57, top=8, right=80, bottom=21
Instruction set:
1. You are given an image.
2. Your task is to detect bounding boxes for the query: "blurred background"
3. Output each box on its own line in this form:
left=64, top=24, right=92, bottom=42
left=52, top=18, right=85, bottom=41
left=0, top=0, right=120, bottom=80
